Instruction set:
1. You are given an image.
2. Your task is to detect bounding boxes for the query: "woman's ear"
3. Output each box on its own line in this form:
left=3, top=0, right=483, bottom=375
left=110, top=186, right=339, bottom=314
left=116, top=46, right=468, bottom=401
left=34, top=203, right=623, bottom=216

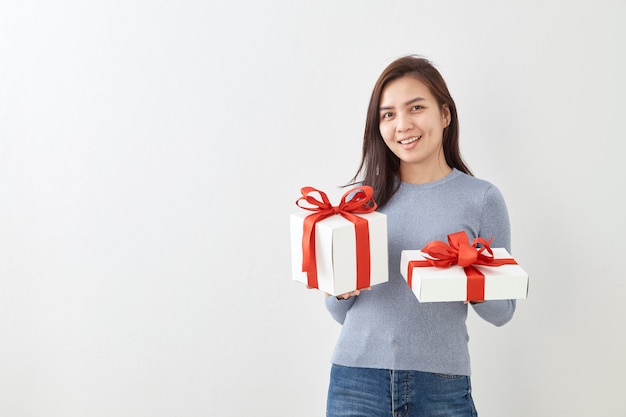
left=442, top=104, right=451, bottom=127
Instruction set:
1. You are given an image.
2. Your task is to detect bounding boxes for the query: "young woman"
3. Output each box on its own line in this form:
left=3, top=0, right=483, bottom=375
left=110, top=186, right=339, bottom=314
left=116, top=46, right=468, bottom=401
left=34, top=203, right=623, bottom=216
left=324, top=55, right=515, bottom=417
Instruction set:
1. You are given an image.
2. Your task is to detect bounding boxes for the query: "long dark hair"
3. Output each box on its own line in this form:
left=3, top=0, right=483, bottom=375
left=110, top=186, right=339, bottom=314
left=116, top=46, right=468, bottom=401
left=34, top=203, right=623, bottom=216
left=349, top=55, right=472, bottom=208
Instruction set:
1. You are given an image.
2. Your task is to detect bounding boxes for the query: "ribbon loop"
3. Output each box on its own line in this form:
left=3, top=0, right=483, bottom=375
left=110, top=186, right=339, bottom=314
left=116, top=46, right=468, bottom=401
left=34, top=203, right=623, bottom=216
left=421, top=231, right=502, bottom=268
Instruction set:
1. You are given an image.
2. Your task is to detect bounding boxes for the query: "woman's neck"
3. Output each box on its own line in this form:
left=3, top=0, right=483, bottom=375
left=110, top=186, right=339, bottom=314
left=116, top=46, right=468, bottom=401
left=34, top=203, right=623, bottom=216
left=399, top=162, right=452, bottom=184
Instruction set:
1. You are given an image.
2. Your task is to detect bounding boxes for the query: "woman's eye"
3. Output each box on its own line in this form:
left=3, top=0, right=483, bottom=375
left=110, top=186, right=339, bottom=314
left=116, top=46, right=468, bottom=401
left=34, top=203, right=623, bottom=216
left=412, top=105, right=423, bottom=111
left=381, top=112, right=393, bottom=119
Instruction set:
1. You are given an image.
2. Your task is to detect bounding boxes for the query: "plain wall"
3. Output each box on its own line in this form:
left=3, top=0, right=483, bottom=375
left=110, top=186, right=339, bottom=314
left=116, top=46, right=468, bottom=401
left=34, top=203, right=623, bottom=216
left=1, top=1, right=625, bottom=416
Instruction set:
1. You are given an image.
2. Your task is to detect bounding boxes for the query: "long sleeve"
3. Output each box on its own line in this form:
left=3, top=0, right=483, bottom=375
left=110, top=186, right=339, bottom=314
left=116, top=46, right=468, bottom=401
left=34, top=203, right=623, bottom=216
left=471, top=184, right=516, bottom=326
left=325, top=295, right=356, bottom=324
left=471, top=299, right=515, bottom=326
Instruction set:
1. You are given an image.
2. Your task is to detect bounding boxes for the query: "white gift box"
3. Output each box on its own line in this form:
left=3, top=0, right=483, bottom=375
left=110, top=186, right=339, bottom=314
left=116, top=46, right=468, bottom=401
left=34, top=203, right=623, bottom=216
left=400, top=248, right=528, bottom=302
left=290, top=211, right=388, bottom=296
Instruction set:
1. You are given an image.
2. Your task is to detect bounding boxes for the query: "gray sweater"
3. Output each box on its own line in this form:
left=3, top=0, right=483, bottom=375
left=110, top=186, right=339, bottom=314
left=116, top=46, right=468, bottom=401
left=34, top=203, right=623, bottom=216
left=325, top=169, right=515, bottom=376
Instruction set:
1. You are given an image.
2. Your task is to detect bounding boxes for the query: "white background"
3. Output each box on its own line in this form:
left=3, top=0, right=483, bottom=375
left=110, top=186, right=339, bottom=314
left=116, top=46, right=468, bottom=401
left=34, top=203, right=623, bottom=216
left=1, top=1, right=625, bottom=416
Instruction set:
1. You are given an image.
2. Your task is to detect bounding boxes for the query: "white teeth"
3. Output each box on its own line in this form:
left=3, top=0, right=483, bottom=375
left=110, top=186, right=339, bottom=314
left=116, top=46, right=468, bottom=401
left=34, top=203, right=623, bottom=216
left=400, top=136, right=421, bottom=145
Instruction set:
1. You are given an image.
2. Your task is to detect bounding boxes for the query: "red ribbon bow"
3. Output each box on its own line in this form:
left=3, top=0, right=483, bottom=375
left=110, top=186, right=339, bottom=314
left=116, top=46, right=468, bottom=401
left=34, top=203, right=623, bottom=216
left=408, top=231, right=517, bottom=302
left=296, top=186, right=377, bottom=289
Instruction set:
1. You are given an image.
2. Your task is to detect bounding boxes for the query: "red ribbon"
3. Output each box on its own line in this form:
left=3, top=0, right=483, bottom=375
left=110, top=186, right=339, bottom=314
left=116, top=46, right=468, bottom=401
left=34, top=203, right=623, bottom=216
left=296, top=186, right=377, bottom=289
left=407, top=231, right=517, bottom=302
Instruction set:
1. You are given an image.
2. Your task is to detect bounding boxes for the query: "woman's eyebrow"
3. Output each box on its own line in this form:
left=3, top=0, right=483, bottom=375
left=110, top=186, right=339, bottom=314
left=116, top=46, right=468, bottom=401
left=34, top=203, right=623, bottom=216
left=405, top=97, right=426, bottom=106
left=379, top=97, right=425, bottom=111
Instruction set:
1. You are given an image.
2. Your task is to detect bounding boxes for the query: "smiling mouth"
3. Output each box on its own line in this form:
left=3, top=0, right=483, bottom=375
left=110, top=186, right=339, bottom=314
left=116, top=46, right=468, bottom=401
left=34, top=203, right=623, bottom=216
left=399, top=136, right=422, bottom=145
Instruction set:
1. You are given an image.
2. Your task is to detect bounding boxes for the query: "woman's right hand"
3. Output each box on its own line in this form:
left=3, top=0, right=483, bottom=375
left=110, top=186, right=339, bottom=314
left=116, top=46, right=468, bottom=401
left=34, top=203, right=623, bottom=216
left=327, top=288, right=371, bottom=300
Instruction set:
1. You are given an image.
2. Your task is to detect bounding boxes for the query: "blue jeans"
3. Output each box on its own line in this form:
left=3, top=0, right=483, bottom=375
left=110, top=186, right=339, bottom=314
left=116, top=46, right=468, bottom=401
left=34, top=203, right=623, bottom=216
left=326, top=365, right=478, bottom=417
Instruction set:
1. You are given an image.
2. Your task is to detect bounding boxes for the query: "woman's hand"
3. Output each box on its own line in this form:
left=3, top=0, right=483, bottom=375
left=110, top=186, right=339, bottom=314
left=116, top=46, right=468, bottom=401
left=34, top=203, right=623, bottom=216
left=327, top=288, right=371, bottom=300
left=306, top=285, right=371, bottom=299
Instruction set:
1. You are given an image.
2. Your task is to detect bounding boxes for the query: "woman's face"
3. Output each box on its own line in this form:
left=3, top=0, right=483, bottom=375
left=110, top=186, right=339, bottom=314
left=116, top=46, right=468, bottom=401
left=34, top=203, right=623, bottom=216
left=378, top=76, right=451, bottom=181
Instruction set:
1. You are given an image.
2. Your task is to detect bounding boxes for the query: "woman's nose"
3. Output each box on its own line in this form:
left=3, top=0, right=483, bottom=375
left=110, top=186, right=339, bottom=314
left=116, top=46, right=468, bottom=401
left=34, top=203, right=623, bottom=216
left=396, top=113, right=413, bottom=132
